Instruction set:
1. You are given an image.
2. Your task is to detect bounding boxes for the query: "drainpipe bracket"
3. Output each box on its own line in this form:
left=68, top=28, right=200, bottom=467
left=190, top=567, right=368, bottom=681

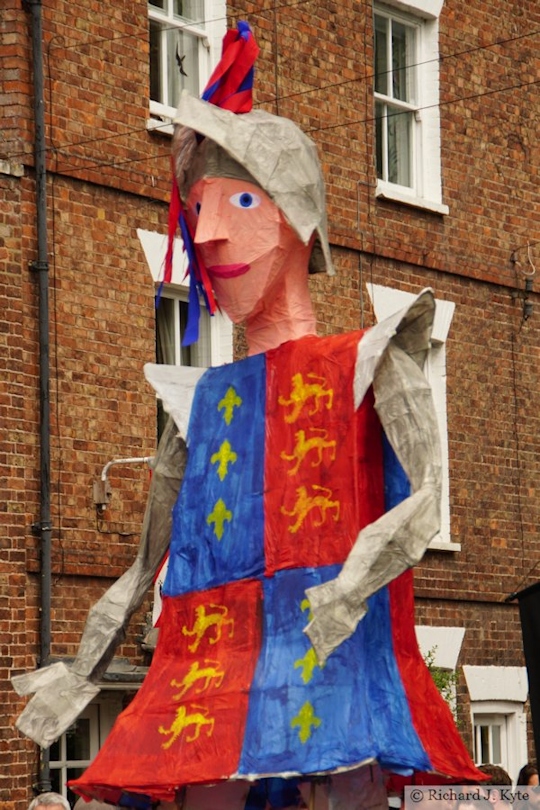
left=31, top=521, right=52, bottom=536
left=29, top=260, right=49, bottom=273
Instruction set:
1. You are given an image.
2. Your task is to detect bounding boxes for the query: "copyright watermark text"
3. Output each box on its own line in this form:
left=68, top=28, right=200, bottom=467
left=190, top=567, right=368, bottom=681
left=405, top=786, right=540, bottom=810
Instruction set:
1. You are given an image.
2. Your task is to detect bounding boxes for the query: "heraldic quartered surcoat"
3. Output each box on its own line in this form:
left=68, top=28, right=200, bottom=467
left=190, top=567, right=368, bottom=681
left=72, top=329, right=480, bottom=805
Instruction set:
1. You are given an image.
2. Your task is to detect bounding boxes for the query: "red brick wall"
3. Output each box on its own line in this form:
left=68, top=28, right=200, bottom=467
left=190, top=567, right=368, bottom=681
left=1, top=0, right=539, bottom=804
left=1, top=156, right=40, bottom=802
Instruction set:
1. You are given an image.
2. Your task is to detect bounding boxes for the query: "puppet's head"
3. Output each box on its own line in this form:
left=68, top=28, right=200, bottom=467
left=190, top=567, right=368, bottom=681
left=172, top=93, right=334, bottom=278
left=165, top=22, right=333, bottom=345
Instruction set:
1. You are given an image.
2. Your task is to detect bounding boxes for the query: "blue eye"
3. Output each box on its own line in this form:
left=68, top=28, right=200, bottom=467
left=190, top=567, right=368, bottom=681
left=230, top=191, right=261, bottom=209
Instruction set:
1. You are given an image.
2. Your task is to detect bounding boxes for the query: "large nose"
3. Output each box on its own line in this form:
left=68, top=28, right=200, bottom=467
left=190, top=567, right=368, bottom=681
left=193, top=183, right=229, bottom=245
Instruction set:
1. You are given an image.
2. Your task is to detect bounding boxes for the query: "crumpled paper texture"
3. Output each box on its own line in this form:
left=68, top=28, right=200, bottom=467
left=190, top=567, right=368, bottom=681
left=305, top=290, right=441, bottom=663
left=173, top=91, right=334, bottom=276
left=12, top=416, right=186, bottom=748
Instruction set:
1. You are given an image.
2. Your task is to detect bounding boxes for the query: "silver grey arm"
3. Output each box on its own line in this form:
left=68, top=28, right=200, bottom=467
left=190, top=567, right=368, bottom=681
left=304, top=290, right=442, bottom=663
left=12, top=415, right=186, bottom=748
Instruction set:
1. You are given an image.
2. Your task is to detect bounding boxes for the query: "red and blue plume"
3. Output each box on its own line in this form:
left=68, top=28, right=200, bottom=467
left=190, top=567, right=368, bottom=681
left=202, top=20, right=259, bottom=113
left=160, top=21, right=259, bottom=347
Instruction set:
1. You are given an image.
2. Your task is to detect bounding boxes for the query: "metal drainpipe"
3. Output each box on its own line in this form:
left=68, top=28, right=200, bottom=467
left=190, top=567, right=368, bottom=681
left=24, top=0, right=52, bottom=793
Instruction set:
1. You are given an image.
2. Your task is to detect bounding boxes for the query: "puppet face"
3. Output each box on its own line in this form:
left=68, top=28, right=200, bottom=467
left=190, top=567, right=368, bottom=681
left=186, top=177, right=305, bottom=323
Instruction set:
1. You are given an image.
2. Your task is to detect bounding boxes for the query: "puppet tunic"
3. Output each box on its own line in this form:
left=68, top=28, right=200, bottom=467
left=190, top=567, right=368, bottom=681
left=71, top=330, right=480, bottom=806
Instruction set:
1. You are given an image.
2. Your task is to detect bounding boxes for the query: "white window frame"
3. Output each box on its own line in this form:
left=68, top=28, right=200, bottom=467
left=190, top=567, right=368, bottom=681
left=471, top=702, right=527, bottom=778
left=473, top=710, right=507, bottom=768
left=465, top=665, right=528, bottom=780
left=49, top=704, right=100, bottom=804
left=157, top=290, right=216, bottom=368
left=374, top=0, right=449, bottom=214
left=374, top=11, right=419, bottom=189
left=137, top=228, right=233, bottom=369
left=49, top=692, right=131, bottom=805
left=367, top=283, right=458, bottom=550
left=147, top=0, right=226, bottom=134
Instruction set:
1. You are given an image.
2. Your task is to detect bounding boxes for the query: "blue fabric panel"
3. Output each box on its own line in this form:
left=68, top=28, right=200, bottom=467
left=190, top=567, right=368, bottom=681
left=239, top=566, right=431, bottom=776
left=164, top=355, right=266, bottom=596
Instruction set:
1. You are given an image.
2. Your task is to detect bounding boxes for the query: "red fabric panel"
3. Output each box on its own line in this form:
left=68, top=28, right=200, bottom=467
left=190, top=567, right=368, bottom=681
left=71, top=579, right=262, bottom=803
left=389, top=571, right=485, bottom=781
left=264, top=332, right=385, bottom=574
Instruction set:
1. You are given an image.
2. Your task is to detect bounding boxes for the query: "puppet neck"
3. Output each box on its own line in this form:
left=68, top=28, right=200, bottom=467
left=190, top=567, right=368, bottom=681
left=244, top=247, right=317, bottom=355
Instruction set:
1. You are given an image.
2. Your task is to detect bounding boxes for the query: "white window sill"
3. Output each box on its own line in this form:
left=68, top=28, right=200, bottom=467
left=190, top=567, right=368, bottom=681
left=146, top=117, right=174, bottom=136
left=428, top=537, right=461, bottom=552
left=376, top=183, right=449, bottom=215
left=147, top=101, right=178, bottom=136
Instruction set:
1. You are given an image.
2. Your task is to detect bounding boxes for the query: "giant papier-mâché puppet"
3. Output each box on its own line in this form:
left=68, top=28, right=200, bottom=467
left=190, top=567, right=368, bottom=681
left=13, top=22, right=483, bottom=809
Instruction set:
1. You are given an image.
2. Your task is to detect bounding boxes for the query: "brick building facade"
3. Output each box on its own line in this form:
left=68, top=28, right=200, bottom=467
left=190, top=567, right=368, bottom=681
left=1, top=0, right=539, bottom=807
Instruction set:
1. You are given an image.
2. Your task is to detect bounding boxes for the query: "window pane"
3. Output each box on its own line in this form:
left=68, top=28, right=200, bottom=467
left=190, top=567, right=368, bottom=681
left=50, top=769, right=62, bottom=795
left=179, top=300, right=194, bottom=366
left=66, top=718, right=91, bottom=760
left=149, top=20, right=163, bottom=104
left=67, top=768, right=88, bottom=808
left=156, top=296, right=176, bottom=364
left=491, top=724, right=502, bottom=764
left=480, top=724, right=490, bottom=763
left=49, top=768, right=83, bottom=807
left=473, top=713, right=511, bottom=771
left=174, top=0, right=204, bottom=24
left=156, top=296, right=202, bottom=439
left=168, top=28, right=200, bottom=105
left=374, top=15, right=388, bottom=96
left=149, top=0, right=165, bottom=8
left=392, top=21, right=413, bottom=102
left=50, top=737, right=61, bottom=762
left=387, top=107, right=411, bottom=186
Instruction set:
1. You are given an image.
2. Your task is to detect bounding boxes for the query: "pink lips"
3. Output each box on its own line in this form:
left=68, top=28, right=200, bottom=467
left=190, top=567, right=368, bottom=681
left=208, top=263, right=250, bottom=279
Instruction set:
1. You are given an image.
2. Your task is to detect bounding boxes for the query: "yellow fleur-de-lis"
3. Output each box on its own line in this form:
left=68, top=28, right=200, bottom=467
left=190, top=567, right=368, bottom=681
left=290, top=701, right=321, bottom=743
left=294, top=647, right=320, bottom=684
left=218, top=386, right=242, bottom=425
left=207, top=498, right=232, bottom=540
left=210, top=439, right=238, bottom=481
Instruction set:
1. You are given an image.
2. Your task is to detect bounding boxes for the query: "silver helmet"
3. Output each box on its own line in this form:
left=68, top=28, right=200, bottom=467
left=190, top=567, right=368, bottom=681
left=172, top=90, right=334, bottom=276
